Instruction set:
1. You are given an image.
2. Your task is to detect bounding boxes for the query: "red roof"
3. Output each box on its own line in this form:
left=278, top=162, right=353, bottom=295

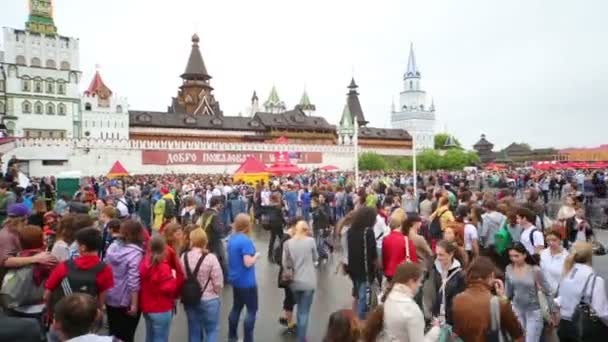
left=234, top=156, right=268, bottom=174
left=560, top=144, right=608, bottom=153
left=266, top=163, right=305, bottom=175
left=84, top=70, right=113, bottom=96
left=107, top=161, right=129, bottom=176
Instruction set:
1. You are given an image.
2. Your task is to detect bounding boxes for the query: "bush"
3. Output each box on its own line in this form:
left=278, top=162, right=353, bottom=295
left=359, top=152, right=388, bottom=171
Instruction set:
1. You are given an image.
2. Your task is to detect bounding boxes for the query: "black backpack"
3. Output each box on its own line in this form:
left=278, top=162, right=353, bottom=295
left=164, top=199, right=175, bottom=219
left=181, top=252, right=210, bottom=306
left=50, top=259, right=106, bottom=312
left=429, top=210, right=447, bottom=239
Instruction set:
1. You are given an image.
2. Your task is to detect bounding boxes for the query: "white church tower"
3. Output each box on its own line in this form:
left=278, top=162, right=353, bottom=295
left=391, top=43, right=436, bottom=149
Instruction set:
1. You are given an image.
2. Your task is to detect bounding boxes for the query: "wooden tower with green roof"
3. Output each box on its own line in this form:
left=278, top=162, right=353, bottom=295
left=295, top=89, right=316, bottom=116
left=26, top=0, right=57, bottom=35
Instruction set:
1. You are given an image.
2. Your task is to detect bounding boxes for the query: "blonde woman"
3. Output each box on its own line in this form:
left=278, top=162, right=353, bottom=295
left=181, top=228, right=224, bottom=342
left=556, top=241, right=608, bottom=341
left=283, top=220, right=318, bottom=342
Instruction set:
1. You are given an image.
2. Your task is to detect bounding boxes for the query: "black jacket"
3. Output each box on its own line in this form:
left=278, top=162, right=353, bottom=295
left=346, top=227, right=377, bottom=282
left=430, top=259, right=466, bottom=325
left=260, top=205, right=285, bottom=233
left=311, top=205, right=329, bottom=231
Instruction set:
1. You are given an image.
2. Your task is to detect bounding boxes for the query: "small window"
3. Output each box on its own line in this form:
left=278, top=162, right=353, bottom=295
left=60, top=61, right=70, bottom=70
left=46, top=80, right=54, bottom=94
left=58, top=103, right=66, bottom=115
left=22, top=78, right=31, bottom=92
left=34, top=102, right=43, bottom=114
left=16, top=55, right=26, bottom=65
left=92, top=121, right=95, bottom=127
left=211, top=118, right=222, bottom=125
left=0, top=101, right=4, bottom=114
left=46, top=59, right=56, bottom=69
left=85, top=103, right=92, bottom=111
left=0, top=80, right=5, bottom=92
left=116, top=105, right=123, bottom=113
left=34, top=79, right=43, bottom=93
left=42, top=160, right=67, bottom=166
left=31, top=57, right=41, bottom=67
left=46, top=103, right=55, bottom=115
left=409, top=80, right=413, bottom=89
left=57, top=83, right=66, bottom=95
left=22, top=101, right=31, bottom=114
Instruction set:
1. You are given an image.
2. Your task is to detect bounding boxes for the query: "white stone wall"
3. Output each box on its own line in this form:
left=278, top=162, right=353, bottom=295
left=5, top=139, right=413, bottom=177
left=81, top=94, right=129, bottom=140
left=2, top=28, right=79, bottom=70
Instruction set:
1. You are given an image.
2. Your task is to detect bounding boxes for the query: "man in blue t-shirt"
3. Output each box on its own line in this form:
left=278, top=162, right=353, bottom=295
left=227, top=213, right=260, bottom=342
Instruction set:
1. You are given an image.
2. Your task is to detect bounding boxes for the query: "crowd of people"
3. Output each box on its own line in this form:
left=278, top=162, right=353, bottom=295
left=0, top=166, right=607, bottom=341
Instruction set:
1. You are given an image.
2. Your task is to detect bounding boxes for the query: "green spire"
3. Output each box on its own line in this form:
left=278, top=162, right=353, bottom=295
left=264, top=85, right=286, bottom=113
left=340, top=104, right=353, bottom=128
left=299, top=90, right=312, bottom=106
left=26, top=0, right=57, bottom=35
left=266, top=85, right=281, bottom=104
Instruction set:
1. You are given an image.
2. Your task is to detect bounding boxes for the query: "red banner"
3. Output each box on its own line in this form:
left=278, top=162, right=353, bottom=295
left=142, top=150, right=322, bottom=165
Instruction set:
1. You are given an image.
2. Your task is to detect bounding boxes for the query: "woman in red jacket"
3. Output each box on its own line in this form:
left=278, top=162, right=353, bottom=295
left=140, top=236, right=179, bottom=342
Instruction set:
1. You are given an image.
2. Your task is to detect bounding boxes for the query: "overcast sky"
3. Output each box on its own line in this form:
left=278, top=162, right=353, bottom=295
left=1, top=0, right=606, bottom=150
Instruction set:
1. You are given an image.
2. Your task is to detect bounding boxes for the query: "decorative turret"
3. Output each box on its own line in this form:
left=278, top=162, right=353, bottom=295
left=84, top=69, right=113, bottom=107
left=338, top=104, right=354, bottom=145
left=263, top=85, right=286, bottom=114
left=250, top=90, right=259, bottom=116
left=170, top=34, right=222, bottom=116
left=295, top=89, right=316, bottom=116
left=473, top=134, right=495, bottom=163
left=346, top=78, right=368, bottom=127
left=26, top=0, right=57, bottom=35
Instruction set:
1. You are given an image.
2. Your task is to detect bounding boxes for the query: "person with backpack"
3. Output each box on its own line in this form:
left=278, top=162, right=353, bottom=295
left=428, top=196, right=454, bottom=252
left=152, top=187, right=171, bottom=233
left=180, top=228, right=224, bottom=342
left=140, top=235, right=180, bottom=342
left=227, top=214, right=260, bottom=342
left=517, top=207, right=545, bottom=257
left=556, top=241, right=608, bottom=341
left=452, top=257, right=524, bottom=342
left=44, top=227, right=114, bottom=335
left=104, top=220, right=145, bottom=342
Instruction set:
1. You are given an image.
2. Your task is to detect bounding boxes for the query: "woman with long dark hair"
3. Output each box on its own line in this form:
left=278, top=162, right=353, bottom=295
left=506, top=242, right=554, bottom=342
left=429, top=240, right=466, bottom=326
left=347, top=207, right=378, bottom=319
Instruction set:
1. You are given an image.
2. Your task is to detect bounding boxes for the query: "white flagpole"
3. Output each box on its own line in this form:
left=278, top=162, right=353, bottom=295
left=412, top=135, right=417, bottom=198
left=354, top=122, right=359, bottom=189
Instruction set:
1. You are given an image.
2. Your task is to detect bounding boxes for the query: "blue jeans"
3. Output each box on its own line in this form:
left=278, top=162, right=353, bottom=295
left=185, top=297, right=221, bottom=342
left=144, top=311, right=173, bottom=342
left=314, top=229, right=328, bottom=258
left=293, top=289, right=315, bottom=342
left=228, top=287, right=258, bottom=342
left=302, top=207, right=310, bottom=222
left=353, top=280, right=369, bottom=320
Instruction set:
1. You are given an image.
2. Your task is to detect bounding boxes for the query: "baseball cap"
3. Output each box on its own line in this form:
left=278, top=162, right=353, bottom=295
left=7, top=203, right=31, bottom=217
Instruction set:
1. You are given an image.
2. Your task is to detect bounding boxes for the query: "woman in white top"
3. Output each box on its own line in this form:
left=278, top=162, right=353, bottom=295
left=539, top=229, right=568, bottom=294
left=363, top=262, right=440, bottom=342
left=556, top=241, right=608, bottom=341
left=556, top=195, right=577, bottom=223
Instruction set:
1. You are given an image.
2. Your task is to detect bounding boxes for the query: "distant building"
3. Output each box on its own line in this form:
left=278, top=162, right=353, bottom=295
left=0, top=0, right=81, bottom=138
left=558, top=145, right=608, bottom=161
left=391, top=43, right=436, bottom=149
left=81, top=70, right=129, bottom=140
left=473, top=134, right=557, bottom=164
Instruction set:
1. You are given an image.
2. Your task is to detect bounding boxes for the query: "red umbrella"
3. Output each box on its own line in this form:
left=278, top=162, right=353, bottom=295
left=320, top=165, right=338, bottom=171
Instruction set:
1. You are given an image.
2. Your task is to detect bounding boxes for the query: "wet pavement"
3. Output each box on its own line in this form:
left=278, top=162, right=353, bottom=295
left=135, top=226, right=353, bottom=342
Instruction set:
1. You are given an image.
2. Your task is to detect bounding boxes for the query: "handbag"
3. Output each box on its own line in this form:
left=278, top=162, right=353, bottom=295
left=487, top=295, right=510, bottom=342
left=572, top=273, right=608, bottom=340
left=534, top=268, right=552, bottom=322
left=280, top=242, right=294, bottom=287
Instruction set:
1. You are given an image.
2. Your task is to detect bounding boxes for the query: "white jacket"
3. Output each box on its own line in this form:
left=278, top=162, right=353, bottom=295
left=379, top=284, right=440, bottom=342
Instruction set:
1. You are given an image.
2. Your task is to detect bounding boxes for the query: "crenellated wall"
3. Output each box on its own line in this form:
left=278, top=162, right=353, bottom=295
left=7, top=138, right=413, bottom=176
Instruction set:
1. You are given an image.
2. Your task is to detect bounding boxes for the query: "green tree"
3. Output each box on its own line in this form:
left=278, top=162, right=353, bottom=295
left=359, top=152, right=388, bottom=170
left=434, top=133, right=462, bottom=150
